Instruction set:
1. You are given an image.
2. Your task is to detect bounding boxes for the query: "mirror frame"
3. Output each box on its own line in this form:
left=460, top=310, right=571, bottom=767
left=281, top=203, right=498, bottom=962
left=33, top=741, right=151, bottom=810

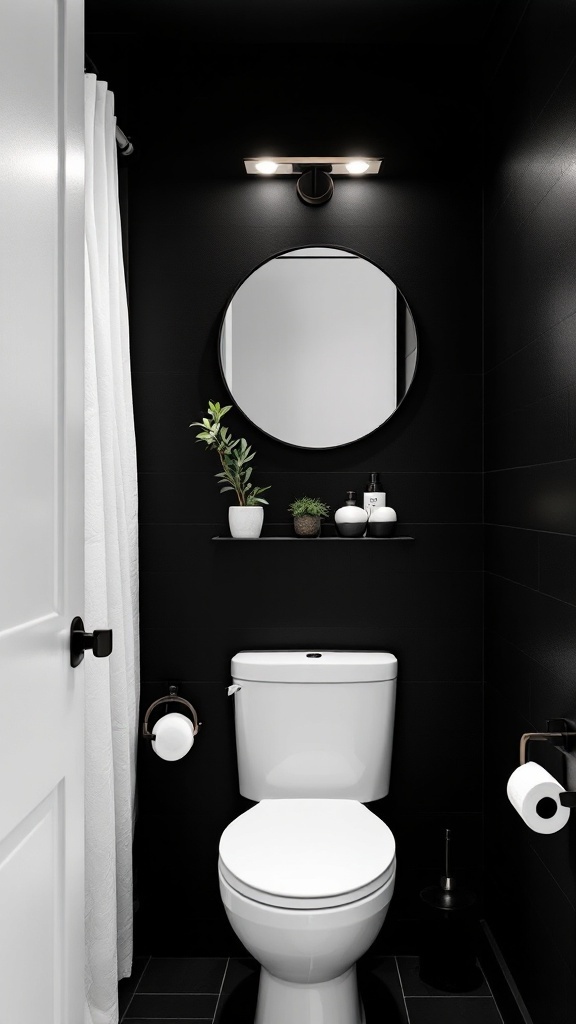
left=218, top=244, right=419, bottom=451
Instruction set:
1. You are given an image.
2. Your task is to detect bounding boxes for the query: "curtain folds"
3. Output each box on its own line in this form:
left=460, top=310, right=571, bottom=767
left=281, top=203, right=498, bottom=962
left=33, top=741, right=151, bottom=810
left=84, top=73, right=140, bottom=1024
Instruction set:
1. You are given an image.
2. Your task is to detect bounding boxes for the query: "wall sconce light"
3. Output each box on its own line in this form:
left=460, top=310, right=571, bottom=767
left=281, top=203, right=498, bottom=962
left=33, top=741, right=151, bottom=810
left=244, top=156, right=381, bottom=205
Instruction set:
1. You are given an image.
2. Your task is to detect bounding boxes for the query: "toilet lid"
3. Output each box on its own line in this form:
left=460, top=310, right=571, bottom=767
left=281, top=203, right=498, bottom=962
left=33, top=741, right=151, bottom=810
left=219, top=799, right=395, bottom=910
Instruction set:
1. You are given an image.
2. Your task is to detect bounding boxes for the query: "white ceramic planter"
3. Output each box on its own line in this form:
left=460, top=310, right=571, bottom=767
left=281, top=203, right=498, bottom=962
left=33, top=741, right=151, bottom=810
left=229, top=505, right=264, bottom=539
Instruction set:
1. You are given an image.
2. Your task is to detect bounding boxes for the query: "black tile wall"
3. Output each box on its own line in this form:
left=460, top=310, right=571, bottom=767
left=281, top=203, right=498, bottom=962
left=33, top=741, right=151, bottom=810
left=483, top=2, right=576, bottom=1022
left=90, top=28, right=486, bottom=958
left=89, top=9, right=576, bottom=1017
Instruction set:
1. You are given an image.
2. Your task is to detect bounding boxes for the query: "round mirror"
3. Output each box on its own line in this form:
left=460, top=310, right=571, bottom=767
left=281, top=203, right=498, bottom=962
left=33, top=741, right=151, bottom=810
left=219, top=246, right=417, bottom=449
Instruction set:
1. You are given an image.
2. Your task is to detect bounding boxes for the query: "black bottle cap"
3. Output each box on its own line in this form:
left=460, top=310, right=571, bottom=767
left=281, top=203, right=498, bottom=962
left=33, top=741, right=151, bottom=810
left=366, top=472, right=381, bottom=490
left=345, top=490, right=357, bottom=505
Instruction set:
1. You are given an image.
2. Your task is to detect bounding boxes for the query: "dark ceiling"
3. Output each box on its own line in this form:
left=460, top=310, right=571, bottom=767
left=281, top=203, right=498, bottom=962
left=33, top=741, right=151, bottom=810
left=86, top=0, right=502, bottom=47
left=85, top=0, right=504, bottom=177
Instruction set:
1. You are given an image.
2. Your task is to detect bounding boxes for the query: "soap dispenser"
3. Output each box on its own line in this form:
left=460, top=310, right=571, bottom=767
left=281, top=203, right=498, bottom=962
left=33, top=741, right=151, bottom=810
left=363, top=472, right=387, bottom=520
left=366, top=482, right=397, bottom=536
left=334, top=491, right=368, bottom=538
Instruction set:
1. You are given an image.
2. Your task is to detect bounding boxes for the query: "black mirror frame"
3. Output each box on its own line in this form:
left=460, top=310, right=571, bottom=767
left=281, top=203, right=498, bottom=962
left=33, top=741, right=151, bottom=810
left=217, top=243, right=419, bottom=451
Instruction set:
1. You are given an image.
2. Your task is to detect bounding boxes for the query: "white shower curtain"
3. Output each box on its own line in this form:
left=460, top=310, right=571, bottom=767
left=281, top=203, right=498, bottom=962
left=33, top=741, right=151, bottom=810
left=84, top=74, right=140, bottom=1024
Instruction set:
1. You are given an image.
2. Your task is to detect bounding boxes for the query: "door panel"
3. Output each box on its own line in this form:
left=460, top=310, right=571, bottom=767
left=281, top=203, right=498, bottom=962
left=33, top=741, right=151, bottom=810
left=0, top=0, right=61, bottom=631
left=0, top=786, right=64, bottom=1022
left=0, top=0, right=85, bottom=1019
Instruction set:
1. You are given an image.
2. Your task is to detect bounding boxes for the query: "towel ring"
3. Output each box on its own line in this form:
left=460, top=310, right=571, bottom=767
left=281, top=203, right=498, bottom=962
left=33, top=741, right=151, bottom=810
left=142, top=691, right=201, bottom=741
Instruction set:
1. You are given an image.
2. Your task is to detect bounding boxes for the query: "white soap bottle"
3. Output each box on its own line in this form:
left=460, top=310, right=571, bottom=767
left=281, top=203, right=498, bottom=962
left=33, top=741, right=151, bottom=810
left=363, top=472, right=387, bottom=521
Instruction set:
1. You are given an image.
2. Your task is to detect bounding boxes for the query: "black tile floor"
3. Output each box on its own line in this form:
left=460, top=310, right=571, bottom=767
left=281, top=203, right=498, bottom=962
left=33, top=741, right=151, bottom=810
left=119, top=954, right=505, bottom=1023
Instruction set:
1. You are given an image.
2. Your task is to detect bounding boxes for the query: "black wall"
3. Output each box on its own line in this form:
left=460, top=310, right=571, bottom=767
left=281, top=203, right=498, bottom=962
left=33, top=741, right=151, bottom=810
left=85, top=3, right=576, bottom=1013
left=99, top=36, right=486, bottom=955
left=483, top=2, right=576, bottom=1022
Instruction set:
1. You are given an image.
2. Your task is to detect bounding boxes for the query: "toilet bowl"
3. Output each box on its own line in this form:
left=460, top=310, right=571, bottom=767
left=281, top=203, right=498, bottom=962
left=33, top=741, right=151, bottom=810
left=218, top=798, right=396, bottom=1024
left=221, top=650, right=399, bottom=1024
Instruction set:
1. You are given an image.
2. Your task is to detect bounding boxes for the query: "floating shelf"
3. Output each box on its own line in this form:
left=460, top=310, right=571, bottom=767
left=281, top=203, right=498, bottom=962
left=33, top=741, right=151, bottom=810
left=212, top=535, right=414, bottom=541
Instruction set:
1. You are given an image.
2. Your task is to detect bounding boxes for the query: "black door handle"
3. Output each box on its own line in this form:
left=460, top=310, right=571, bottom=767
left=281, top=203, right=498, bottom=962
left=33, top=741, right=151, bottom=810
left=70, top=616, right=113, bottom=667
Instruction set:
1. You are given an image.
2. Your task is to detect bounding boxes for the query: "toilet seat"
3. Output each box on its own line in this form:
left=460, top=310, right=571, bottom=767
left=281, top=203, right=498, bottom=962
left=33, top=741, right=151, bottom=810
left=219, top=799, right=396, bottom=910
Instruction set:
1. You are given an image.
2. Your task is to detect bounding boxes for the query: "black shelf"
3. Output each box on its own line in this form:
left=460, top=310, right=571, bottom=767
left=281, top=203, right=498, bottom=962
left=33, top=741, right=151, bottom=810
left=212, top=535, right=414, bottom=541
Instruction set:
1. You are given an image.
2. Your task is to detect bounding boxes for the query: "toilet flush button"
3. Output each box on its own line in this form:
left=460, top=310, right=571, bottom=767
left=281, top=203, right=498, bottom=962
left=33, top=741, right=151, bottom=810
left=307, top=652, right=322, bottom=658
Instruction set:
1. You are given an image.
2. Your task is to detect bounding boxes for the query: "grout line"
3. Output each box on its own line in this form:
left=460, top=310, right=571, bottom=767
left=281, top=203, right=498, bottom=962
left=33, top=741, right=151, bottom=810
left=486, top=569, right=576, bottom=610
left=482, top=304, right=576, bottom=374
left=485, top=457, right=576, bottom=472
left=134, top=956, right=152, bottom=986
left=483, top=0, right=529, bottom=86
left=137, top=471, right=485, bottom=477
left=121, top=954, right=151, bottom=1022
left=529, top=841, right=576, bottom=914
left=404, top=994, right=498, bottom=998
left=486, top=57, right=576, bottom=233
left=484, top=523, right=576, bottom=536
left=484, top=378, right=576, bottom=426
left=134, top=369, right=484, bottom=376
left=481, top=149, right=486, bottom=798
left=127, top=990, right=223, bottom=995
left=141, top=568, right=485, bottom=575
left=481, top=174, right=487, bottom=913
left=211, top=957, right=230, bottom=1023
left=480, top=963, right=507, bottom=1024
left=139, top=522, right=486, bottom=528
left=394, top=956, right=410, bottom=1024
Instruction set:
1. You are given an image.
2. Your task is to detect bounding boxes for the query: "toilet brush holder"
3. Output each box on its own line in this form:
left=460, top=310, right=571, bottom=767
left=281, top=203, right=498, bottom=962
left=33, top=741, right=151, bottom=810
left=419, top=829, right=481, bottom=992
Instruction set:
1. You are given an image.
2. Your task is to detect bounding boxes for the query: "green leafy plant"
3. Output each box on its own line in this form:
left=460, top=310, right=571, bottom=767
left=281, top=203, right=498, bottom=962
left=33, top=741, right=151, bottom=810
left=288, top=497, right=331, bottom=518
left=190, top=400, right=271, bottom=507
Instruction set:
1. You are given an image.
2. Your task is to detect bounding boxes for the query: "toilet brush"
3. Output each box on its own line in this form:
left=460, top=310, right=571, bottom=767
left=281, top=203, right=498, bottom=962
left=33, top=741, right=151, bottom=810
left=419, top=828, right=481, bottom=992
left=420, top=828, right=475, bottom=911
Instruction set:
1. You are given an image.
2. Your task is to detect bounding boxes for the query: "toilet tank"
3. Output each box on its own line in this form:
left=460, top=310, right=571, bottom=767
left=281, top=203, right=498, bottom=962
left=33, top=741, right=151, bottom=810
left=230, top=651, right=397, bottom=801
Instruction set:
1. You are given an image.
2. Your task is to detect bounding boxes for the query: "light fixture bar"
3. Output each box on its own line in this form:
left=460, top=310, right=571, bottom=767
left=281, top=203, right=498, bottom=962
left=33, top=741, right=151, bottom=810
left=244, top=157, right=381, bottom=176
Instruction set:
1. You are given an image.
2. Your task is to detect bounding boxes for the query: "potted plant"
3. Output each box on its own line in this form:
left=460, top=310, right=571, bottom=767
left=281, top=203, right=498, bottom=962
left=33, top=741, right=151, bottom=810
left=288, top=496, right=330, bottom=538
left=190, top=401, right=271, bottom=538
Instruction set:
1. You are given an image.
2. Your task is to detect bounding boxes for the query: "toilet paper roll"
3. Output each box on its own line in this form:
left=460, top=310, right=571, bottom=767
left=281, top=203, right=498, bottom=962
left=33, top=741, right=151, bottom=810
left=507, top=761, right=570, bottom=834
left=151, top=712, right=194, bottom=761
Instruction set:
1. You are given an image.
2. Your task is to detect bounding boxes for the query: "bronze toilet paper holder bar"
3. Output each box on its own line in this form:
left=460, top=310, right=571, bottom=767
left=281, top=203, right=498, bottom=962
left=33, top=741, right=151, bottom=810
left=519, top=718, right=576, bottom=808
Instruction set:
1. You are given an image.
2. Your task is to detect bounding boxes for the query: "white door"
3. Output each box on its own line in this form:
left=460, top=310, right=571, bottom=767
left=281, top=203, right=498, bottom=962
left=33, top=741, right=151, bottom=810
left=0, top=0, right=85, bottom=1021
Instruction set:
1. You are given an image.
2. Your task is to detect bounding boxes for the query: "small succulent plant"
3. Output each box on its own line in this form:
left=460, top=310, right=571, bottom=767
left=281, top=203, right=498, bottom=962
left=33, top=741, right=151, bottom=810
left=288, top=497, right=330, bottom=518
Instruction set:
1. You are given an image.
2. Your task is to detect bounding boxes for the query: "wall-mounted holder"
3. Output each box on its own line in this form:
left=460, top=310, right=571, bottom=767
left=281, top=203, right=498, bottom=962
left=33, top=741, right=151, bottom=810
left=142, top=685, right=201, bottom=742
left=520, top=719, right=576, bottom=808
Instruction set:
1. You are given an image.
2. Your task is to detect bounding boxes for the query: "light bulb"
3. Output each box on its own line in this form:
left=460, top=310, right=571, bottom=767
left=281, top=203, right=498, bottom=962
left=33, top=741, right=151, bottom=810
left=345, top=160, right=370, bottom=175
left=254, top=160, right=279, bottom=175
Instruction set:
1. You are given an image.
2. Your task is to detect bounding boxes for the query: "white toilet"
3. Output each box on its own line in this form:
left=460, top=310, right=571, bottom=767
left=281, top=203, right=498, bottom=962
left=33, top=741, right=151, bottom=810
left=218, top=650, right=398, bottom=1024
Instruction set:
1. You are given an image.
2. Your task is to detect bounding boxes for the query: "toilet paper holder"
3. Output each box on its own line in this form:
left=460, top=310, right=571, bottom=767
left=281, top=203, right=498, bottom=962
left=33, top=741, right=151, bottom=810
left=142, top=685, right=201, bottom=741
left=520, top=719, right=576, bottom=808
